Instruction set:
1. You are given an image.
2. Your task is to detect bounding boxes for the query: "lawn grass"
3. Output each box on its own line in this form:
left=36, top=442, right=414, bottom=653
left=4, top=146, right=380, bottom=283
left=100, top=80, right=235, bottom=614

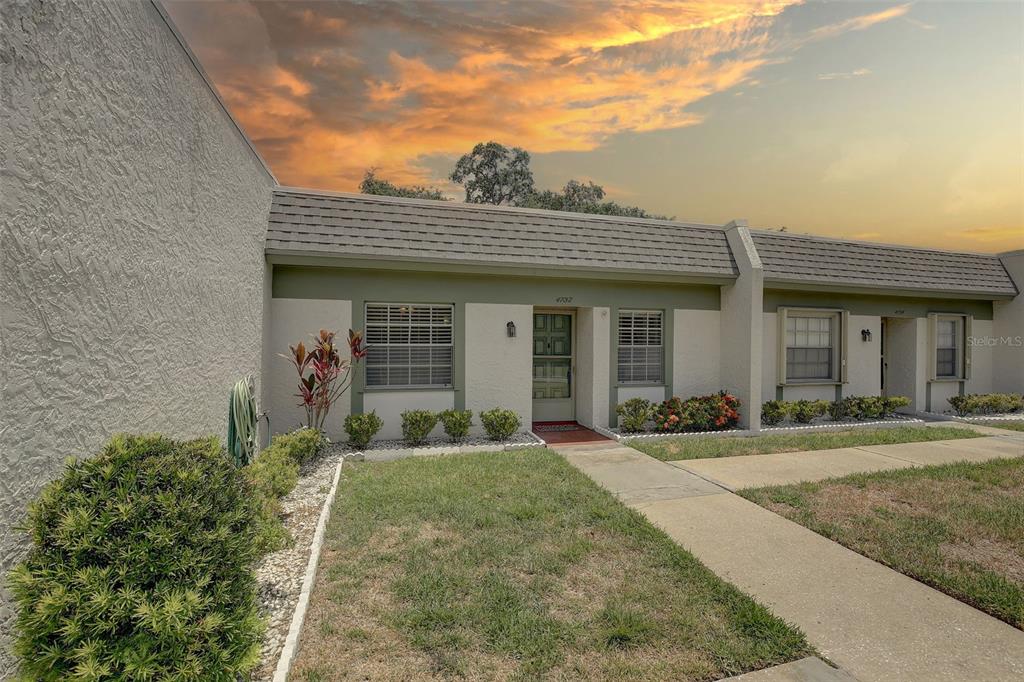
left=740, top=458, right=1024, bottom=629
left=973, top=420, right=1024, bottom=432
left=291, top=448, right=811, bottom=681
left=630, top=426, right=982, bottom=462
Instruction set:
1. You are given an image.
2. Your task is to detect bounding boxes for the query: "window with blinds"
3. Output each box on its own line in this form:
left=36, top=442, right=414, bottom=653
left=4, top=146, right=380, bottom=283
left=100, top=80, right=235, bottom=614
left=785, top=314, right=835, bottom=381
left=365, top=303, right=454, bottom=387
left=617, top=310, right=664, bottom=384
left=936, top=318, right=959, bottom=378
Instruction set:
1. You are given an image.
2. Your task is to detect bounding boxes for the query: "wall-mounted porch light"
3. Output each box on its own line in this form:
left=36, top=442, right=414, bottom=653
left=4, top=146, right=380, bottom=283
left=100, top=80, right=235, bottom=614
left=861, top=328, right=872, bottom=342
left=507, top=321, right=517, bottom=338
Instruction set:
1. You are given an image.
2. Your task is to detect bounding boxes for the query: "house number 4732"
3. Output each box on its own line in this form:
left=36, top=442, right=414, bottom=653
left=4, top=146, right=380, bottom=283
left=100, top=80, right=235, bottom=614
left=555, top=296, right=574, bottom=303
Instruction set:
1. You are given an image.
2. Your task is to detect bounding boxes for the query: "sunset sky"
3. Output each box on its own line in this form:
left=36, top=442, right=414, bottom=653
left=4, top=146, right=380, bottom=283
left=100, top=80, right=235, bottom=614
left=166, top=1, right=1023, bottom=252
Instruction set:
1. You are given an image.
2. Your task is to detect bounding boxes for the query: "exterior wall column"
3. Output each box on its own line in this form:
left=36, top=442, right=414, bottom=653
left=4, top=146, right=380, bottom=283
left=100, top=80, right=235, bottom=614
left=576, top=307, right=611, bottom=429
left=719, top=220, right=764, bottom=430
left=993, top=250, right=1024, bottom=393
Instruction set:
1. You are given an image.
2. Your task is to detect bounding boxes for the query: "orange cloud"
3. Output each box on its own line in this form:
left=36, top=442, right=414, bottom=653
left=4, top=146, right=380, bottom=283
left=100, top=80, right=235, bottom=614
left=166, top=1, right=912, bottom=190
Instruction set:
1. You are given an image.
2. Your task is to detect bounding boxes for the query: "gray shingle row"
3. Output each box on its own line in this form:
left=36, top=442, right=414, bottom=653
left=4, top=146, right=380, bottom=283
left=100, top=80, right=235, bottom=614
left=266, top=188, right=1017, bottom=297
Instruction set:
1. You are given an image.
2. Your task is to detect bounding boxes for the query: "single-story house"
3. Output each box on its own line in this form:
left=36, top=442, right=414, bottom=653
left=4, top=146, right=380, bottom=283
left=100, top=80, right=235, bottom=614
left=262, top=188, right=1024, bottom=439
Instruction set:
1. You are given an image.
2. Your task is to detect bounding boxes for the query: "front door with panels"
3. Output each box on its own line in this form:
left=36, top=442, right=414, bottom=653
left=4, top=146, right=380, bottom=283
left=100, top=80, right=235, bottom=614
left=532, top=312, right=574, bottom=422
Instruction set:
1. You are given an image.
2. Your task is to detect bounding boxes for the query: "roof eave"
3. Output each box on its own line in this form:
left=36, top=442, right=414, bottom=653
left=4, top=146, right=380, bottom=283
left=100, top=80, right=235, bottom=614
left=764, top=277, right=1017, bottom=301
left=265, top=247, right=737, bottom=287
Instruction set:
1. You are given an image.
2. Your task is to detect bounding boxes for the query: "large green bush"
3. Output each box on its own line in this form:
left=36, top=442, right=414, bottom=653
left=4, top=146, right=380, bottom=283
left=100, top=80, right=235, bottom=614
left=344, top=412, right=383, bottom=449
left=480, top=408, right=522, bottom=441
left=439, top=409, right=473, bottom=442
left=401, top=410, right=439, bottom=446
left=8, top=434, right=264, bottom=680
left=616, top=398, right=653, bottom=433
left=246, top=446, right=299, bottom=499
left=761, top=400, right=789, bottom=426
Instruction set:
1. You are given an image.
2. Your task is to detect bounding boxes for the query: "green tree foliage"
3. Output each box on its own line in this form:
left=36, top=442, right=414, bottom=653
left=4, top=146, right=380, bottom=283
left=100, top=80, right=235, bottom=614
left=9, top=434, right=264, bottom=680
left=449, top=141, right=535, bottom=205
left=519, top=179, right=669, bottom=219
left=360, top=169, right=448, bottom=201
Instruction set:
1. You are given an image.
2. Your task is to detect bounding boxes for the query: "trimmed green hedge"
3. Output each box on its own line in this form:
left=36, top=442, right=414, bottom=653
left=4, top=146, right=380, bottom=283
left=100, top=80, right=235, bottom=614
left=9, top=434, right=264, bottom=680
left=949, top=393, right=1024, bottom=416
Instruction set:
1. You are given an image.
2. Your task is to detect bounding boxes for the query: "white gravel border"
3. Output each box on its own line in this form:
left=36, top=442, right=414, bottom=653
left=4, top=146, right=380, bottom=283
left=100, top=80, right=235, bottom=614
left=271, top=456, right=346, bottom=682
left=347, top=431, right=546, bottom=462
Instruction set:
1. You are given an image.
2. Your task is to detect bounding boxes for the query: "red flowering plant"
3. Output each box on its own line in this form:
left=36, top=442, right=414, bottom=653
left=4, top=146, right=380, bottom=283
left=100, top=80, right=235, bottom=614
left=283, top=329, right=367, bottom=431
left=654, top=391, right=741, bottom=432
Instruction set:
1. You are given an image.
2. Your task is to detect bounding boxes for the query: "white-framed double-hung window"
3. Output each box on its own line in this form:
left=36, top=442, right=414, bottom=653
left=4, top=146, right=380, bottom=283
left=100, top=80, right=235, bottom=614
left=617, top=310, right=664, bottom=384
left=929, top=313, right=970, bottom=380
left=364, top=303, right=454, bottom=388
left=778, top=308, right=846, bottom=383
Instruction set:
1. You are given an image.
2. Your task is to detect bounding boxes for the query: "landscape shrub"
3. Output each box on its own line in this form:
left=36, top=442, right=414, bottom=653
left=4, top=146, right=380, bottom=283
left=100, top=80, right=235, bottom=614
left=440, top=409, right=473, bottom=442
left=344, top=412, right=383, bottom=449
left=401, top=410, right=439, bottom=446
left=246, top=446, right=299, bottom=499
left=949, top=393, right=1024, bottom=416
left=8, top=434, right=264, bottom=680
left=616, top=398, right=653, bottom=433
left=882, top=396, right=911, bottom=415
left=790, top=399, right=828, bottom=424
left=654, top=392, right=741, bottom=432
left=480, top=407, right=522, bottom=441
left=826, top=398, right=849, bottom=422
left=266, top=427, right=325, bottom=466
left=761, top=400, right=789, bottom=426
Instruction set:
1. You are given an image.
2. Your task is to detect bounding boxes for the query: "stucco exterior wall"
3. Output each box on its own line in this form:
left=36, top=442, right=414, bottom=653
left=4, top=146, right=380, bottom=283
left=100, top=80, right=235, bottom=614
left=673, top=309, right=721, bottom=398
left=465, top=303, right=533, bottom=435
left=0, top=0, right=275, bottom=664
left=364, top=390, right=456, bottom=440
left=719, top=223, right=763, bottom=429
left=846, top=314, right=881, bottom=397
left=267, top=298, right=353, bottom=440
left=616, top=385, right=666, bottom=407
left=992, top=251, right=1024, bottom=393
left=575, top=307, right=610, bottom=429
left=965, top=319, right=994, bottom=395
left=885, top=318, right=928, bottom=412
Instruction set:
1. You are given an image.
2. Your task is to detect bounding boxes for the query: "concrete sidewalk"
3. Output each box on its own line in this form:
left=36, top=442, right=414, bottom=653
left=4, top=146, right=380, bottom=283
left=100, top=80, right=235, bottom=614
left=672, top=434, right=1023, bottom=490
left=557, top=441, right=1024, bottom=682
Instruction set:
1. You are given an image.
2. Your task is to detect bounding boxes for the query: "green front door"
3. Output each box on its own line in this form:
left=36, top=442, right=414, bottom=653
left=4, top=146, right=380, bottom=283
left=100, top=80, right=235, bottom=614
left=533, top=313, right=574, bottom=422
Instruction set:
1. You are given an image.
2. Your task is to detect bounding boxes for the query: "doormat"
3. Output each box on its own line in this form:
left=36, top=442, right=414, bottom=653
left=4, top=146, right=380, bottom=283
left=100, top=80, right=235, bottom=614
left=533, top=424, right=580, bottom=433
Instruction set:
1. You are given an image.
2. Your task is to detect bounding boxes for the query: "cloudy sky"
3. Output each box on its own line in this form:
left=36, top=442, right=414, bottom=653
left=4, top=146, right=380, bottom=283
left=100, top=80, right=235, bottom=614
left=166, top=1, right=1022, bottom=252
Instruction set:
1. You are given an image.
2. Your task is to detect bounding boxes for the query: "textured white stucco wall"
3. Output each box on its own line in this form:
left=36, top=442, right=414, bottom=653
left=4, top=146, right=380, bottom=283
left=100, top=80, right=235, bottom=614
left=0, top=0, right=274, bottom=663
left=993, top=251, right=1024, bottom=393
left=965, top=319, right=994, bottom=395
left=719, top=223, right=763, bottom=429
left=673, top=309, right=720, bottom=397
left=464, top=303, right=533, bottom=435
left=846, top=314, right=881, bottom=397
left=267, top=298, right=352, bottom=440
left=576, top=307, right=610, bottom=429
left=365, top=390, right=456, bottom=440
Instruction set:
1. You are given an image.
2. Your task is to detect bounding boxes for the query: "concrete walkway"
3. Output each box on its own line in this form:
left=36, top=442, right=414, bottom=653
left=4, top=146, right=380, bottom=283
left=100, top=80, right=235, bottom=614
left=556, top=441, right=1024, bottom=682
left=673, top=433, right=1024, bottom=490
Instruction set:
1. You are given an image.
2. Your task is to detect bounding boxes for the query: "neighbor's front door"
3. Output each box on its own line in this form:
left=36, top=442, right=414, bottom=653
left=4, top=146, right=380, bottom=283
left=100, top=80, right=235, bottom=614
left=533, top=312, right=574, bottom=422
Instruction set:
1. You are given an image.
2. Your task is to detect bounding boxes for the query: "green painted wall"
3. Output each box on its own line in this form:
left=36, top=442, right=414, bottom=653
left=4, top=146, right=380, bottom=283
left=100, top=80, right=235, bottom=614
left=763, top=290, right=994, bottom=320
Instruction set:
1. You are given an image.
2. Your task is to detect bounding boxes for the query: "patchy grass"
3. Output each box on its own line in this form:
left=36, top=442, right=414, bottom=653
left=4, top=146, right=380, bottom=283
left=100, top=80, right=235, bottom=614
left=631, top=426, right=982, bottom=462
left=291, top=448, right=811, bottom=681
left=974, top=420, right=1024, bottom=432
left=741, top=458, right=1024, bottom=629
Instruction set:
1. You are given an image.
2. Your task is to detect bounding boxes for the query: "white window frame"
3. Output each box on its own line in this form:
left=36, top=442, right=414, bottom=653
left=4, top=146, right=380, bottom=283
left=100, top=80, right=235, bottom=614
left=777, top=308, right=848, bottom=385
left=617, top=309, right=664, bottom=385
left=928, top=313, right=971, bottom=381
left=364, top=303, right=454, bottom=389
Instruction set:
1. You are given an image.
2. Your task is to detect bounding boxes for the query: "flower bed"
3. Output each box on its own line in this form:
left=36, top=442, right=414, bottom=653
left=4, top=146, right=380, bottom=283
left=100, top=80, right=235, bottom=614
left=611, top=392, right=742, bottom=438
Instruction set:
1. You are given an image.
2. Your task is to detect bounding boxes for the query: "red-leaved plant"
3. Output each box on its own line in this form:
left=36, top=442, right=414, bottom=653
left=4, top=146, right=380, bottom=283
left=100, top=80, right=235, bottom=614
left=283, top=329, right=367, bottom=431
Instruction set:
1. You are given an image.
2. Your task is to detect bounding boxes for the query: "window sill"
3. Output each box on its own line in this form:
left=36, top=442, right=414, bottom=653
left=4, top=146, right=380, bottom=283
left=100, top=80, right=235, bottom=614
left=616, top=383, right=665, bottom=388
left=779, top=381, right=841, bottom=387
left=929, top=378, right=964, bottom=383
left=361, top=386, right=459, bottom=393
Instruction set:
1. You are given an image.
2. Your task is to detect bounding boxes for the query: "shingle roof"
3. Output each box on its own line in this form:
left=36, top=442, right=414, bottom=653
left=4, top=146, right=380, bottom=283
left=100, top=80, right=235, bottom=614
left=267, top=188, right=738, bottom=279
left=752, top=231, right=1017, bottom=297
left=266, top=188, right=1017, bottom=298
